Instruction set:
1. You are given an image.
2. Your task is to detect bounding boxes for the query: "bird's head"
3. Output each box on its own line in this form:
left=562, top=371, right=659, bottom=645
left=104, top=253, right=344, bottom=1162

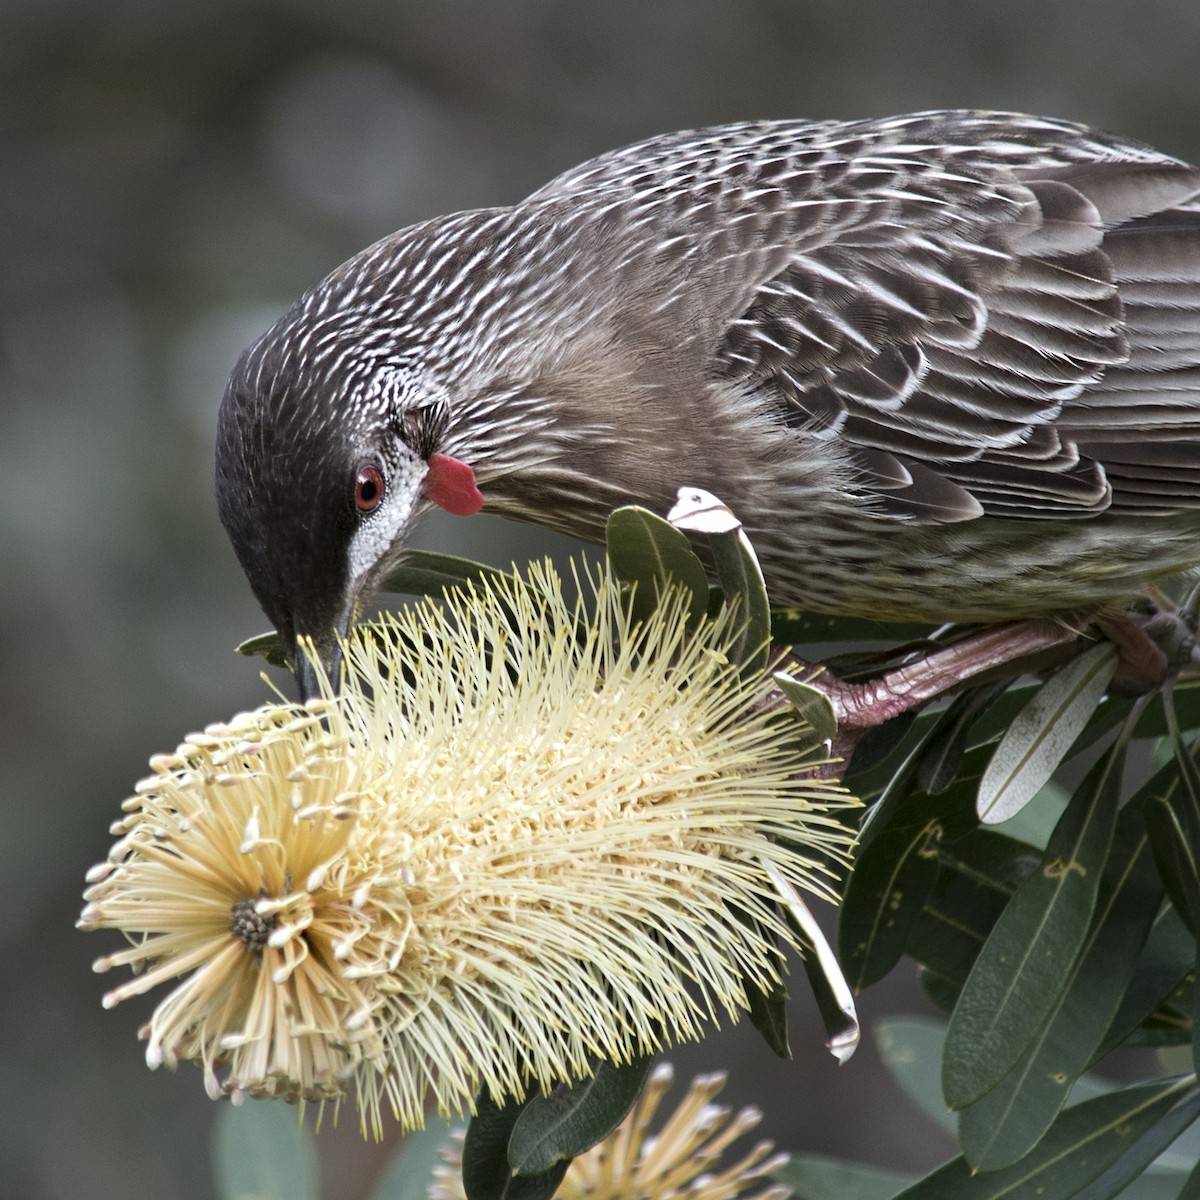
left=216, top=301, right=483, bottom=700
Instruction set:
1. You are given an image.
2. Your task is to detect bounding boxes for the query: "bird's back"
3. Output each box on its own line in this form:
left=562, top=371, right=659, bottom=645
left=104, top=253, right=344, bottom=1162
left=218, top=112, right=1200, bottom=636
left=524, top=112, right=1200, bottom=525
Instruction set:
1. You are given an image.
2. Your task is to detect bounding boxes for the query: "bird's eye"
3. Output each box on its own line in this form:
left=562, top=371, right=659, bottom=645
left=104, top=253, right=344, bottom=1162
left=354, top=463, right=386, bottom=513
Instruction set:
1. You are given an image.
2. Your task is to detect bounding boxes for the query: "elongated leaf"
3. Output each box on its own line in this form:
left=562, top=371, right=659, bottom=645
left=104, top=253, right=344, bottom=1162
left=462, top=1092, right=568, bottom=1200
left=604, top=507, right=708, bottom=626
left=769, top=608, right=937, bottom=647
left=773, top=672, right=839, bottom=742
left=1152, top=693, right=1200, bottom=1073
left=508, top=1057, right=655, bottom=1176
left=943, top=740, right=1124, bottom=1111
left=962, top=677, right=1123, bottom=776
left=1131, top=676, right=1200, bottom=740
left=895, top=1077, right=1200, bottom=1200
left=977, top=643, right=1117, bottom=824
left=989, top=783, right=1070, bottom=853
left=838, top=789, right=973, bottom=991
left=380, top=549, right=514, bottom=598
left=918, top=688, right=1003, bottom=795
left=236, top=630, right=291, bottom=668
left=212, top=1102, right=318, bottom=1200
left=907, top=832, right=1041, bottom=1005
left=764, top=859, right=859, bottom=1062
left=1163, top=688, right=1200, bottom=824
left=1070, top=1084, right=1200, bottom=1200
left=875, top=1017, right=957, bottom=1136
left=1148, top=1098, right=1200, bottom=1176
left=1097, top=751, right=1199, bottom=1056
left=1101, top=902, right=1194, bottom=1055
left=775, top=1153, right=918, bottom=1199
left=840, top=820, right=943, bottom=992
left=734, top=907, right=791, bottom=1057
left=1146, top=801, right=1200, bottom=936
left=462, top=1091, right=525, bottom=1200
left=709, top=526, right=771, bottom=672
left=957, top=800, right=1165, bottom=1169
left=1176, top=1156, right=1200, bottom=1200
left=854, top=703, right=976, bottom=849
left=845, top=710, right=922, bottom=786
left=668, top=488, right=770, bottom=671
left=961, top=681, right=1043, bottom=750
left=1146, top=697, right=1200, bottom=935
left=745, top=973, right=791, bottom=1059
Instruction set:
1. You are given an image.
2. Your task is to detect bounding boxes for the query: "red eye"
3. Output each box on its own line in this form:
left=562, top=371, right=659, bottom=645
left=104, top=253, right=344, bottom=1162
left=354, top=464, right=385, bottom=513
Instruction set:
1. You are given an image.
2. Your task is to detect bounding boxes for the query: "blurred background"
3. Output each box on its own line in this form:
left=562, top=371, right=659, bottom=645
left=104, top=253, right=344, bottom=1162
left=4, top=2, right=1199, bottom=1197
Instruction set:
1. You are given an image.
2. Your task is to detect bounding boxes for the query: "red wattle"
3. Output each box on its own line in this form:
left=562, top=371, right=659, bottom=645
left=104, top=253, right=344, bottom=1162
left=425, top=453, right=484, bottom=516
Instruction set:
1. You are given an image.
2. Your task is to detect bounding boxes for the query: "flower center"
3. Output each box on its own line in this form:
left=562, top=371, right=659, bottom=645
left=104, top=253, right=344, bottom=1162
left=229, top=897, right=276, bottom=952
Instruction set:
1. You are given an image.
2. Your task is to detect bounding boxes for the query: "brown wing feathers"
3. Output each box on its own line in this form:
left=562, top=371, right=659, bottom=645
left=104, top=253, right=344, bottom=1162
left=696, top=118, right=1200, bottom=523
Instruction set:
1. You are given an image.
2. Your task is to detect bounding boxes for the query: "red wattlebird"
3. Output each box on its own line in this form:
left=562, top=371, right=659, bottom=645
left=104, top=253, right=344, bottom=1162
left=216, top=111, right=1200, bottom=704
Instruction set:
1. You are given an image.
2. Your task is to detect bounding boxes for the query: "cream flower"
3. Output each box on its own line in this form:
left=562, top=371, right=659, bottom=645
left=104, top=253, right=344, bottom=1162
left=429, top=1063, right=792, bottom=1200
left=81, top=562, right=854, bottom=1131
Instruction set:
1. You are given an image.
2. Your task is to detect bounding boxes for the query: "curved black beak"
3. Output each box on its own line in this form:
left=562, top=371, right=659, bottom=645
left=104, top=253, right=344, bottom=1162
left=293, top=605, right=353, bottom=703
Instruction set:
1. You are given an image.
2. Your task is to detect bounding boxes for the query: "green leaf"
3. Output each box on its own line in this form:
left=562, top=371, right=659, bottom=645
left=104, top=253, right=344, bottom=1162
left=1101, top=902, right=1194, bottom=1054
left=773, top=672, right=838, bottom=742
left=875, top=1016, right=957, bottom=1136
left=853, top=703, right=974, bottom=849
left=507, top=1057, right=655, bottom=1176
left=1175, top=1156, right=1200, bottom=1200
left=894, top=1077, right=1200, bottom=1200
left=734, top=907, right=792, bottom=1057
left=838, top=789, right=973, bottom=991
left=380, top=549, right=514, bottom=598
left=761, top=857, right=858, bottom=1061
left=768, top=609, right=937, bottom=647
left=845, top=709, right=922, bottom=784
left=907, top=831, right=1041, bottom=1005
left=1130, top=676, right=1200, bottom=740
left=977, top=643, right=1118, bottom=824
left=667, top=491, right=771, bottom=671
left=212, top=1101, right=318, bottom=1200
left=236, top=630, right=291, bottom=669
left=961, top=681, right=1043, bottom=749
left=942, top=739, right=1124, bottom=1111
left=921, top=968, right=966, bottom=1015
left=956, top=799, right=1165, bottom=1170
left=918, top=688, right=1002, bottom=795
left=775, top=1153, right=918, bottom=1199
left=708, top=524, right=772, bottom=672
left=604, top=507, right=709, bottom=626
left=462, top=1091, right=568, bottom=1200
left=1146, top=797, right=1200, bottom=936
left=1195, top=960, right=1200, bottom=1086
left=745, top=973, right=791, bottom=1059
left=369, top=1119, right=456, bottom=1200
left=989, top=782, right=1070, bottom=852
left=1144, top=700, right=1200, bottom=937
left=1068, top=1082, right=1200, bottom=1200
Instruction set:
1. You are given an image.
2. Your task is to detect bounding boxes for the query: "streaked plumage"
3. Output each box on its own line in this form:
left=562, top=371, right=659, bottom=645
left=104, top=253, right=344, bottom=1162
left=217, top=110, right=1200, bottom=687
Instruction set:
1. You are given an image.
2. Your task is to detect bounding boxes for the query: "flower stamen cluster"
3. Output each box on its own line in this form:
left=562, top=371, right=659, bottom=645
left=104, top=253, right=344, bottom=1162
left=81, top=562, right=855, bottom=1131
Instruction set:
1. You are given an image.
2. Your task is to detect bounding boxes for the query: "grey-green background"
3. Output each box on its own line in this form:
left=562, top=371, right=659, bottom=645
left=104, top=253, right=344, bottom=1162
left=4, top=3, right=1198, bottom=1197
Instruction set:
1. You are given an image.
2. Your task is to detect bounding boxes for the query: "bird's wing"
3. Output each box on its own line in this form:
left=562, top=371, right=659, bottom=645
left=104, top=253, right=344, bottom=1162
left=541, top=113, right=1200, bottom=523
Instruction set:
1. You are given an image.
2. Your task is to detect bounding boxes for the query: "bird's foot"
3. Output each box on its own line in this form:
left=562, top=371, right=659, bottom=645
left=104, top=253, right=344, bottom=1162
left=1098, top=586, right=1200, bottom=693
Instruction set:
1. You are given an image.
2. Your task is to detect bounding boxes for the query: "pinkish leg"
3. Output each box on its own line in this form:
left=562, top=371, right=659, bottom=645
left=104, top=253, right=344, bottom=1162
left=778, top=593, right=1199, bottom=765
left=798, top=620, right=1082, bottom=728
